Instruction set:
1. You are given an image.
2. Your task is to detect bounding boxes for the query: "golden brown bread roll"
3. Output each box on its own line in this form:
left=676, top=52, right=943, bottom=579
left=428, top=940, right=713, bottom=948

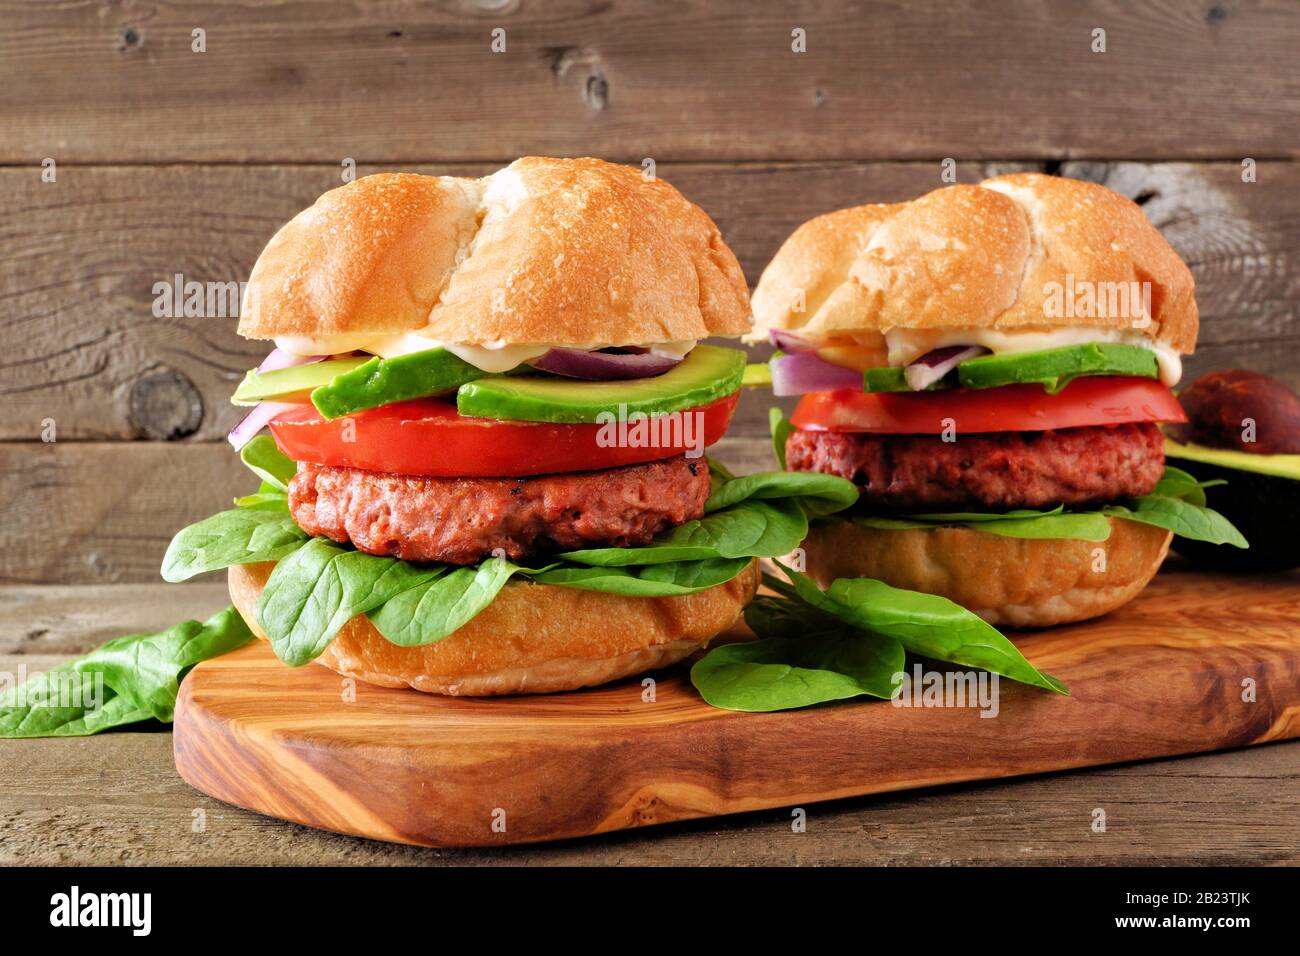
left=228, top=559, right=760, bottom=696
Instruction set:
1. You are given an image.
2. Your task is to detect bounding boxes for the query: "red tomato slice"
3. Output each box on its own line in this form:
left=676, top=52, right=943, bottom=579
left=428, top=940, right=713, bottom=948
left=268, top=393, right=740, bottom=477
left=790, top=377, right=1187, bottom=434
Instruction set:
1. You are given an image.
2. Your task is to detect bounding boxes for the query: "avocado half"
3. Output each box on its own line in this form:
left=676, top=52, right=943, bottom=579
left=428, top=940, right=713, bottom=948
left=1166, top=438, right=1300, bottom=572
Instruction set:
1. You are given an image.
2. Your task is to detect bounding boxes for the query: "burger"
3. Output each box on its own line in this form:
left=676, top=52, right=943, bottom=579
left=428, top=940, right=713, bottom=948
left=750, top=173, right=1245, bottom=627
left=160, top=157, right=857, bottom=695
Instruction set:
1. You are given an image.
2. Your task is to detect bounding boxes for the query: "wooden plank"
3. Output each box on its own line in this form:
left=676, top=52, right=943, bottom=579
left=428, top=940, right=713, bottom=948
left=2, top=724, right=1296, bottom=865
left=3, top=1, right=1296, bottom=163
left=4, top=161, right=1300, bottom=441
left=0, top=435, right=777, bottom=585
left=3, top=642, right=1297, bottom=863
left=0, top=583, right=230, bottom=656
left=164, top=565, right=1300, bottom=847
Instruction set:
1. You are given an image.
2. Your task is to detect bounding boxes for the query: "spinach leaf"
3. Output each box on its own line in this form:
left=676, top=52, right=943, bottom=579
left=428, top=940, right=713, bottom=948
left=704, top=467, right=859, bottom=517
left=897, top=506, right=1066, bottom=521
left=844, top=467, right=1240, bottom=546
left=255, top=538, right=445, bottom=665
left=970, top=513, right=1112, bottom=540
left=1152, top=465, right=1226, bottom=507
left=239, top=435, right=297, bottom=492
left=690, top=629, right=904, bottom=712
left=531, top=556, right=751, bottom=596
left=234, top=489, right=290, bottom=511
left=769, top=406, right=794, bottom=470
left=0, top=607, right=253, bottom=737
left=559, top=497, right=809, bottom=566
left=854, top=508, right=1112, bottom=541
left=367, top=557, right=526, bottom=647
left=161, top=508, right=310, bottom=582
left=560, top=464, right=856, bottom=566
left=1104, top=495, right=1248, bottom=548
left=765, top=564, right=1068, bottom=695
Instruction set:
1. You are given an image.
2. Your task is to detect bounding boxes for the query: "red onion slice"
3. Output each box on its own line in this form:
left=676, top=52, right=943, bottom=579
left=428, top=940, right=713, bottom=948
left=769, top=329, right=814, bottom=352
left=228, top=401, right=296, bottom=451
left=528, top=347, right=683, bottom=380
left=770, top=351, right=863, bottom=396
left=904, top=345, right=990, bottom=391
left=256, top=347, right=325, bottom=373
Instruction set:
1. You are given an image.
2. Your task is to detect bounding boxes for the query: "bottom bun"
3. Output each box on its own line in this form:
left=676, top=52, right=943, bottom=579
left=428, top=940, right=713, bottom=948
left=802, top=517, right=1171, bottom=627
left=229, top=559, right=759, bottom=696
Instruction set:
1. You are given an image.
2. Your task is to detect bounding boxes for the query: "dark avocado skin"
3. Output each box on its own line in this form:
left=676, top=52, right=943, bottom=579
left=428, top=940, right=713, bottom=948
left=1168, top=456, right=1300, bottom=572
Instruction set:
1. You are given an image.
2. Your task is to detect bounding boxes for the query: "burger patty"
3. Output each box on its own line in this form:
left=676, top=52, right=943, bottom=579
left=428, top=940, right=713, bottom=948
left=288, top=456, right=711, bottom=565
left=786, top=423, right=1164, bottom=511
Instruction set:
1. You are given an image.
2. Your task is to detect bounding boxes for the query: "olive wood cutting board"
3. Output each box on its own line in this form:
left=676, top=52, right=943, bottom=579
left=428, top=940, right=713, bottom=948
left=173, top=566, right=1300, bottom=847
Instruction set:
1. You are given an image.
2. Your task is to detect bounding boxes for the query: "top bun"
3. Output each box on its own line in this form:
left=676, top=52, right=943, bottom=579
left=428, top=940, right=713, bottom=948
left=238, top=157, right=751, bottom=347
left=750, top=173, right=1198, bottom=353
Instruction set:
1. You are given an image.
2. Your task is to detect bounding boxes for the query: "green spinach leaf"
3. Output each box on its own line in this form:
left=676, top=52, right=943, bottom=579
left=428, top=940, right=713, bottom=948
left=766, top=564, right=1067, bottom=695
left=0, top=607, right=253, bottom=737
left=161, top=508, right=310, bottom=583
left=239, top=435, right=297, bottom=492
left=367, top=557, right=526, bottom=647
left=559, top=497, right=809, bottom=566
left=530, top=556, right=751, bottom=596
left=1104, top=495, right=1248, bottom=548
left=691, top=629, right=904, bottom=712
left=255, top=538, right=446, bottom=665
left=704, top=468, right=858, bottom=517
left=769, top=406, right=794, bottom=470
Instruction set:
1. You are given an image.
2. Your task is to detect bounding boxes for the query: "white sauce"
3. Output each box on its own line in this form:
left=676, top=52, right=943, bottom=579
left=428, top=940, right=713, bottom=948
left=274, top=333, right=696, bottom=374
left=883, top=327, right=1183, bottom=387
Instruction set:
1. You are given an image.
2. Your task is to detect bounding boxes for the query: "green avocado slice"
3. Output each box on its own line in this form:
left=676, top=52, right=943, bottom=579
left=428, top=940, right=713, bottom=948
left=958, top=343, right=1158, bottom=392
left=860, top=342, right=1160, bottom=394
left=455, top=344, right=747, bottom=423
left=231, top=357, right=368, bottom=406
left=1165, top=436, right=1300, bottom=481
left=862, top=367, right=948, bottom=392
left=310, top=348, right=485, bottom=419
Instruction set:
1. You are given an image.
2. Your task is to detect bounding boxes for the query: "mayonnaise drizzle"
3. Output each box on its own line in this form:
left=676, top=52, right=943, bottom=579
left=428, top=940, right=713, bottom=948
left=273, top=333, right=696, bottom=375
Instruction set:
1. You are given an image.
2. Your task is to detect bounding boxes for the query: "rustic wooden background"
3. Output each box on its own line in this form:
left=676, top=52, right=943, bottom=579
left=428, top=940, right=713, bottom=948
left=1, top=0, right=1298, bottom=864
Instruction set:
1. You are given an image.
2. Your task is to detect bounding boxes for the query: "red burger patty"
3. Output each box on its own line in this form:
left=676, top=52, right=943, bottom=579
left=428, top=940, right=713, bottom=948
left=786, top=422, right=1165, bottom=511
left=288, top=455, right=710, bottom=565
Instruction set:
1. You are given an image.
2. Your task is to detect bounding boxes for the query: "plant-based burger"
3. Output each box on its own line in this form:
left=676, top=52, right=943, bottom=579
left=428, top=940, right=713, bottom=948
left=161, top=158, right=860, bottom=695
left=752, top=174, right=1246, bottom=627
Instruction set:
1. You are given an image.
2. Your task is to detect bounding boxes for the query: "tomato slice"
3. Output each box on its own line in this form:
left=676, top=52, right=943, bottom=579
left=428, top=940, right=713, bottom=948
left=268, top=392, right=740, bottom=477
left=790, top=377, right=1187, bottom=434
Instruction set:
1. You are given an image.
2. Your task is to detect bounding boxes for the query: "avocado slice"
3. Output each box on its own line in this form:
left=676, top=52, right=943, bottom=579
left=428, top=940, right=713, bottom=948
left=231, top=357, right=368, bottom=406
left=860, top=343, right=1159, bottom=394
left=1164, top=437, right=1300, bottom=481
left=862, top=367, right=948, bottom=392
left=310, top=348, right=485, bottom=419
left=958, top=343, right=1158, bottom=392
left=455, top=344, right=747, bottom=423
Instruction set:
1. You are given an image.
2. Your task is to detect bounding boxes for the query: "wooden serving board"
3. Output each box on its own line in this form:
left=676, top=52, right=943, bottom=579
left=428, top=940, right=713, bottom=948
left=173, top=566, right=1300, bottom=848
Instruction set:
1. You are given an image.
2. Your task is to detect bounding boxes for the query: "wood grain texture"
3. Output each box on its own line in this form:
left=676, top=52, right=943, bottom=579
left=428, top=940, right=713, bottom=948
left=172, top=567, right=1300, bottom=847
left=4, top=0, right=1295, bottom=163
left=4, top=161, right=1299, bottom=441
left=4, top=703, right=1297, bottom=866
left=0, top=433, right=777, bottom=584
left=0, top=583, right=230, bottom=655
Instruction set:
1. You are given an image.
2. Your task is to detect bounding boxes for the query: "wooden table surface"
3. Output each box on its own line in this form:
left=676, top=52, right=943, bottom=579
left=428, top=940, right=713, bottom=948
left=2, top=580, right=1297, bottom=866
left=3, top=0, right=1299, bottom=864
